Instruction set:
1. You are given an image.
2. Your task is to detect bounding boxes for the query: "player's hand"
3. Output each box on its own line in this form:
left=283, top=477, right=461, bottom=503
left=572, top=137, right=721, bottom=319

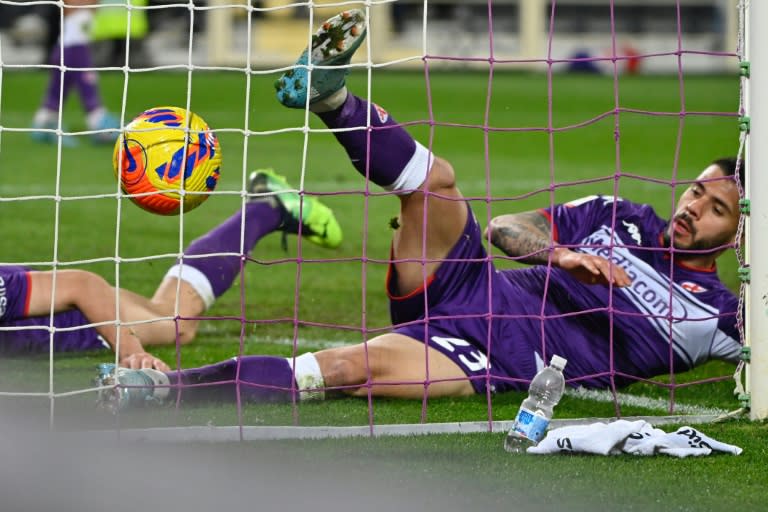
left=554, top=249, right=632, bottom=287
left=120, top=352, right=171, bottom=372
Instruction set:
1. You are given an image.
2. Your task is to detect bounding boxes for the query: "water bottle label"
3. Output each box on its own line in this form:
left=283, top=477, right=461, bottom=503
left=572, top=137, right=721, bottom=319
left=512, top=407, right=550, bottom=444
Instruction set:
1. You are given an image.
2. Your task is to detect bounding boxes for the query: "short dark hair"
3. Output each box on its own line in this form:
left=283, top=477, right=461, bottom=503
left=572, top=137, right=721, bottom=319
left=712, top=157, right=744, bottom=190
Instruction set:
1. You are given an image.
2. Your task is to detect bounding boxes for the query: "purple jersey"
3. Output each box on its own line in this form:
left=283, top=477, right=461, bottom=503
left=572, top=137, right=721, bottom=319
left=0, top=266, right=108, bottom=354
left=390, top=197, right=740, bottom=392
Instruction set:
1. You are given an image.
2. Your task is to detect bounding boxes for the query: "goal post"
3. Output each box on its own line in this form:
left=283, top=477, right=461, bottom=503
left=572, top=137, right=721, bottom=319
left=745, top=0, right=767, bottom=421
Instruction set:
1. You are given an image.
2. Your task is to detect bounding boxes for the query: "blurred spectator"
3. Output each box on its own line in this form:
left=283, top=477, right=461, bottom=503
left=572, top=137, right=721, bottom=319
left=31, top=0, right=120, bottom=146
left=40, top=6, right=62, bottom=63
left=567, top=50, right=602, bottom=74
left=91, top=0, right=152, bottom=68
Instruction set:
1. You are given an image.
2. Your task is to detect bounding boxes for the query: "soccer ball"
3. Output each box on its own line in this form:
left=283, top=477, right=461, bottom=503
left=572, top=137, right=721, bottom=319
left=113, top=106, right=222, bottom=215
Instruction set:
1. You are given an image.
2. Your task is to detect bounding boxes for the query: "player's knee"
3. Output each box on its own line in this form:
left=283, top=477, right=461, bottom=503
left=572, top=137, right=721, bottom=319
left=484, top=220, right=497, bottom=243
left=70, top=270, right=111, bottom=296
left=424, top=157, right=456, bottom=192
left=318, top=349, right=368, bottom=387
left=176, top=329, right=195, bottom=345
left=175, top=321, right=198, bottom=345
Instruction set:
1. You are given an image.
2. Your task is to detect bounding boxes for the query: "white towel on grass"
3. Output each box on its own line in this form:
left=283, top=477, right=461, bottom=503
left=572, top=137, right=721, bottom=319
left=526, top=420, right=742, bottom=457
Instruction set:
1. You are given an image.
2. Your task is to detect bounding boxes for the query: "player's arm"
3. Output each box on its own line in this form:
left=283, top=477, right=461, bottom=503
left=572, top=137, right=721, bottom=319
left=486, top=210, right=557, bottom=265
left=26, top=270, right=170, bottom=371
left=486, top=210, right=631, bottom=287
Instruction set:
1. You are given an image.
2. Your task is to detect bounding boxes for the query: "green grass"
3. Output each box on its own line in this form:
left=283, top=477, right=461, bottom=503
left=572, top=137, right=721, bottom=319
left=0, top=70, right=763, bottom=510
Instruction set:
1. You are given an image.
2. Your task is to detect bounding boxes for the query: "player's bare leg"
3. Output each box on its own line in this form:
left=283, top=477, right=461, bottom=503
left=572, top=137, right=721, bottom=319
left=27, top=270, right=168, bottom=368
left=389, top=158, right=468, bottom=294
left=119, top=280, right=206, bottom=345
left=315, top=333, right=474, bottom=398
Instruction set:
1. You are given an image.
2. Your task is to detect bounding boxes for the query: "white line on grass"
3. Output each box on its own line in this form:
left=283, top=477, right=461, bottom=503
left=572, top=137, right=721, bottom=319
left=566, top=387, right=728, bottom=416
left=254, top=336, right=355, bottom=349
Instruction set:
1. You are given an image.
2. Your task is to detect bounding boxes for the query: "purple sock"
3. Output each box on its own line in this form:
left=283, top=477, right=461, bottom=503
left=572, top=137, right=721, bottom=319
left=183, top=202, right=282, bottom=298
left=42, top=44, right=74, bottom=112
left=317, top=94, right=417, bottom=188
left=67, top=44, right=103, bottom=113
left=167, top=356, right=295, bottom=403
left=43, top=44, right=103, bottom=113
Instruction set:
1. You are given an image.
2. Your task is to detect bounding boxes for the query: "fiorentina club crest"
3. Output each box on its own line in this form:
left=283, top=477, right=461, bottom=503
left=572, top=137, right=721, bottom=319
left=681, top=281, right=707, bottom=293
left=374, top=103, right=389, bottom=123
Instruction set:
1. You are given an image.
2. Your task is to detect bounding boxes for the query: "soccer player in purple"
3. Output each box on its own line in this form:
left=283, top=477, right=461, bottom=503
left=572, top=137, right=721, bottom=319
left=3, top=170, right=342, bottom=372
left=98, top=10, right=743, bottom=410
left=30, top=0, right=120, bottom=145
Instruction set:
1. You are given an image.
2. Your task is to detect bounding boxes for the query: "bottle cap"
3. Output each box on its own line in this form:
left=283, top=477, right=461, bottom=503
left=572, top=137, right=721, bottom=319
left=550, top=355, right=567, bottom=370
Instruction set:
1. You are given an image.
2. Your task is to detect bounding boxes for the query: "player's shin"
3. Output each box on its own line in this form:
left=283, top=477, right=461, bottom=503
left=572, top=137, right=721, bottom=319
left=97, top=355, right=327, bottom=410
left=164, top=203, right=283, bottom=307
left=316, top=94, right=432, bottom=193
left=168, top=354, right=326, bottom=403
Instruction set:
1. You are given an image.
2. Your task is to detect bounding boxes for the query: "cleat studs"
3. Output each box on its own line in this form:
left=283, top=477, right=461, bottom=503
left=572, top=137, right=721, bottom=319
left=274, top=79, right=282, bottom=91
left=351, top=26, right=359, bottom=36
left=294, top=78, right=303, bottom=90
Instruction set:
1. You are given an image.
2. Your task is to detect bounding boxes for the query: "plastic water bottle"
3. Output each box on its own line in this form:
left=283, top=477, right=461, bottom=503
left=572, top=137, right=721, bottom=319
left=504, top=354, right=567, bottom=454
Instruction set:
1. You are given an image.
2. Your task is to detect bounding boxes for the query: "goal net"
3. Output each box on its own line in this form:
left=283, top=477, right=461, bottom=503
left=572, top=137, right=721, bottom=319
left=0, top=0, right=761, bottom=440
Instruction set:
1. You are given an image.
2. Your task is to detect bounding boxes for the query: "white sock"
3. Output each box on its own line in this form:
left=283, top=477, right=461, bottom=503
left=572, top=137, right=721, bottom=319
left=286, top=353, right=326, bottom=400
left=163, top=264, right=216, bottom=310
left=86, top=107, right=106, bottom=130
left=33, top=108, right=57, bottom=126
left=385, top=141, right=434, bottom=194
left=309, top=87, right=348, bottom=113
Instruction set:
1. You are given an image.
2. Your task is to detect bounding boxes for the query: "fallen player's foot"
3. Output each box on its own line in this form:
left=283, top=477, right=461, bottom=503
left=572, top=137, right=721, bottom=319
left=275, top=9, right=367, bottom=109
left=95, top=363, right=169, bottom=413
left=248, top=168, right=343, bottom=249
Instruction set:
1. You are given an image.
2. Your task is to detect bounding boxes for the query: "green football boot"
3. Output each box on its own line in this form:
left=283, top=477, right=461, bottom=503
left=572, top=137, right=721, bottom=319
left=248, top=168, right=343, bottom=249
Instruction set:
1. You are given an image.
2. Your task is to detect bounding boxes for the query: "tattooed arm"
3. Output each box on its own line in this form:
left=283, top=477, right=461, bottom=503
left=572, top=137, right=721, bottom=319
left=486, top=211, right=632, bottom=286
left=486, top=211, right=562, bottom=265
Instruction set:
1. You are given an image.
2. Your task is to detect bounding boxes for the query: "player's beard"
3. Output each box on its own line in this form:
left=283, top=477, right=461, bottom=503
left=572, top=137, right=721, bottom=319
left=663, top=213, right=732, bottom=257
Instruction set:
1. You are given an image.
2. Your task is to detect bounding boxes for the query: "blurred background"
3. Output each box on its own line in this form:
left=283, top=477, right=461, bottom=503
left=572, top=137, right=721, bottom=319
left=0, top=0, right=739, bottom=72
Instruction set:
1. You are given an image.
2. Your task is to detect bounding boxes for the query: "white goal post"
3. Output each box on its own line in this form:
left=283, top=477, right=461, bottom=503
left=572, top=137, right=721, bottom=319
left=745, top=0, right=767, bottom=421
